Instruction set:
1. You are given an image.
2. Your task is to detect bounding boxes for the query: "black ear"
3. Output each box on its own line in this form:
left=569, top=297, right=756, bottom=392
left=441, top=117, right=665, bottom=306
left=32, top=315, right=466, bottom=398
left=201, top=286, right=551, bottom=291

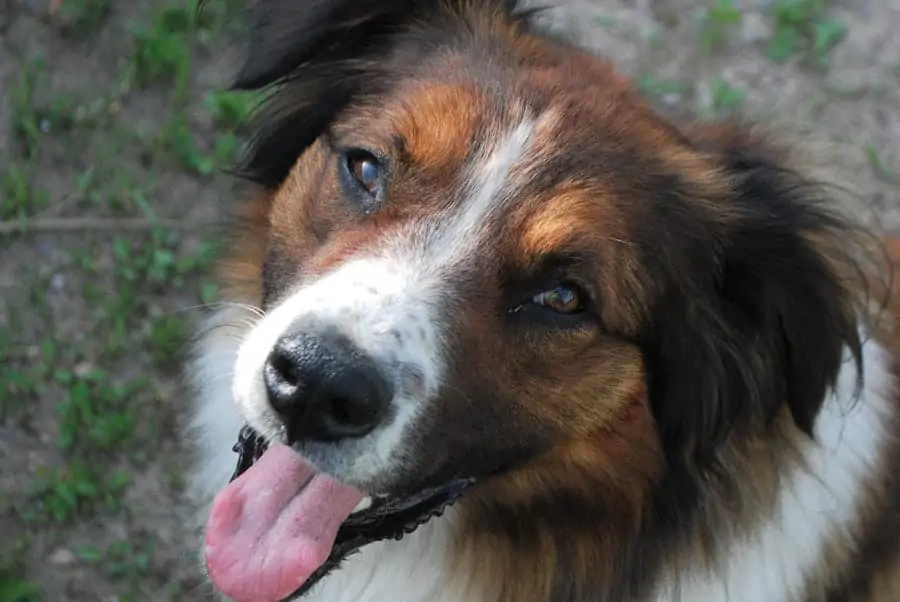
left=233, top=0, right=418, bottom=91
left=221, top=0, right=531, bottom=189
left=223, top=0, right=420, bottom=188
left=643, top=128, right=867, bottom=465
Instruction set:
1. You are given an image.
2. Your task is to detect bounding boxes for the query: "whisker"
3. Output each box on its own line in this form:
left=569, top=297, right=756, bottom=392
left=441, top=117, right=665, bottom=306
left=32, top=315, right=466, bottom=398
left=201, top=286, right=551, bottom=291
left=179, top=301, right=267, bottom=318
left=598, top=235, right=636, bottom=247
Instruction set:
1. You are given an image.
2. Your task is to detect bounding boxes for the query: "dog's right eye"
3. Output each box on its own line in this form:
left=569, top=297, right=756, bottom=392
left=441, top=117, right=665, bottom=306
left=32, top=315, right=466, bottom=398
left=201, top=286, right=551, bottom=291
left=346, top=151, right=382, bottom=196
left=532, top=283, right=585, bottom=314
left=507, top=280, right=595, bottom=330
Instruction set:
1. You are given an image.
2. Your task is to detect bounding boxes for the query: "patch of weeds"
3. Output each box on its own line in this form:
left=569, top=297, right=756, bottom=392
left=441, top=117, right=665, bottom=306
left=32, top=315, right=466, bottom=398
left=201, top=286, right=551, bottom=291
left=705, top=77, right=746, bottom=118
left=767, top=0, right=846, bottom=67
left=637, top=75, right=687, bottom=101
left=148, top=312, right=187, bottom=368
left=130, top=5, right=194, bottom=98
left=699, top=0, right=743, bottom=53
left=117, top=227, right=216, bottom=290
left=205, top=90, right=258, bottom=130
left=0, top=541, right=40, bottom=602
left=54, top=0, right=112, bottom=35
left=198, top=279, right=221, bottom=306
left=8, top=59, right=44, bottom=160
left=0, top=327, right=40, bottom=420
left=0, top=571, right=40, bottom=602
left=591, top=14, right=617, bottom=30
left=157, top=116, right=216, bottom=176
left=864, top=144, right=899, bottom=185
left=0, top=165, right=48, bottom=221
left=79, top=229, right=216, bottom=355
left=77, top=539, right=154, bottom=583
left=193, top=0, right=245, bottom=40
left=23, top=461, right=131, bottom=523
left=8, top=61, right=77, bottom=151
left=212, top=133, right=239, bottom=166
left=154, top=91, right=259, bottom=174
left=130, top=1, right=243, bottom=99
left=55, top=369, right=140, bottom=453
left=97, top=177, right=156, bottom=217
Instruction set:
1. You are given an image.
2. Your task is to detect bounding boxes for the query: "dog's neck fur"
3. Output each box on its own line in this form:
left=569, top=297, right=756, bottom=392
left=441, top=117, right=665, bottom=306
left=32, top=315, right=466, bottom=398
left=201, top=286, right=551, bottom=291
left=190, top=308, right=896, bottom=602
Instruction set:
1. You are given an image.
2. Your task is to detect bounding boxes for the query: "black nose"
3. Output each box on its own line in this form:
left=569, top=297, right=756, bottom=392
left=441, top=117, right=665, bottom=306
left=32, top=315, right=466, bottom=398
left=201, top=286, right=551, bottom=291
left=263, top=330, right=392, bottom=443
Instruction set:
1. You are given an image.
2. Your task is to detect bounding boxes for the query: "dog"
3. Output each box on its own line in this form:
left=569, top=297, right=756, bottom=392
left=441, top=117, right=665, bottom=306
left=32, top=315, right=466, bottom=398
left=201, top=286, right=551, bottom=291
left=186, top=1, right=900, bottom=601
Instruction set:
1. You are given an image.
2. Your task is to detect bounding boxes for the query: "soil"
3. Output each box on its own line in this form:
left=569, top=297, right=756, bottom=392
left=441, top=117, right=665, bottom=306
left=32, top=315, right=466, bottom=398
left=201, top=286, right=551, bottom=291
left=0, top=0, right=897, bottom=600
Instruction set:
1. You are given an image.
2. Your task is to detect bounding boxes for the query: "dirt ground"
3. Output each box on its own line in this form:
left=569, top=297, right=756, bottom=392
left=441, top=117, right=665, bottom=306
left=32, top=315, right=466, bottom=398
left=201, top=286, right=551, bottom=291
left=0, top=0, right=897, bottom=600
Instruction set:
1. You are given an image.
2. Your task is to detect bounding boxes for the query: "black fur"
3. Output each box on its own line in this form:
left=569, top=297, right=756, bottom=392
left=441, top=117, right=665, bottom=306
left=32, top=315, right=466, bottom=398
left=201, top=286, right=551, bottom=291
left=217, top=0, right=537, bottom=189
left=641, top=134, right=865, bottom=465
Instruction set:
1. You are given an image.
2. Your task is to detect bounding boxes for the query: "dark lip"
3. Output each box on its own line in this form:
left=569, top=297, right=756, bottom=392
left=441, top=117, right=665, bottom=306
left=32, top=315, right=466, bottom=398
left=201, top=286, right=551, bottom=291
left=228, top=425, right=475, bottom=601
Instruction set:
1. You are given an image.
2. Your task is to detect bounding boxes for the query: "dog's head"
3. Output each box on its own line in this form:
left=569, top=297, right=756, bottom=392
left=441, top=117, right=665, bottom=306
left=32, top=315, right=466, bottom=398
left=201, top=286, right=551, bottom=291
left=206, top=0, right=869, bottom=598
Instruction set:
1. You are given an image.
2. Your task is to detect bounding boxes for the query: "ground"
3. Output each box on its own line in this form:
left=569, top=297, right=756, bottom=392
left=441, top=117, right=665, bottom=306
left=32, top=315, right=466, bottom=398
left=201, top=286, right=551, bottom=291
left=0, top=0, right=897, bottom=600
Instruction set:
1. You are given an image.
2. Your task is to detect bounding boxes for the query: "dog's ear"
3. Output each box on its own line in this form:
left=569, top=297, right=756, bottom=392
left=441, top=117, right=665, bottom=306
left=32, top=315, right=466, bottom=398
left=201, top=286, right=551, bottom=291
left=643, top=126, right=867, bottom=466
left=227, top=0, right=420, bottom=188
left=233, top=0, right=418, bottom=91
left=227, top=0, right=531, bottom=189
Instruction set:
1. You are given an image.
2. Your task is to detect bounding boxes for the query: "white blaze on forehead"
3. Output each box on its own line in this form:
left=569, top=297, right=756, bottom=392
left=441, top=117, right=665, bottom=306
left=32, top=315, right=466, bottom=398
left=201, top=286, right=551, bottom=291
left=418, top=116, right=538, bottom=271
left=229, top=116, right=538, bottom=483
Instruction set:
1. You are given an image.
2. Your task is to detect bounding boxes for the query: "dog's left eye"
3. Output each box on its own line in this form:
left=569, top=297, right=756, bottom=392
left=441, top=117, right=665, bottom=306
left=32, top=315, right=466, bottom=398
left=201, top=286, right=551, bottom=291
left=347, top=152, right=381, bottom=195
left=532, top=283, right=585, bottom=314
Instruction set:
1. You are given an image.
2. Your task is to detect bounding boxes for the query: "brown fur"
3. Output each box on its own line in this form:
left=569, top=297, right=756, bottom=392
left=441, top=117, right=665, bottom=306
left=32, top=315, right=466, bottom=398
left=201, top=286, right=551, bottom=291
left=208, top=1, right=900, bottom=600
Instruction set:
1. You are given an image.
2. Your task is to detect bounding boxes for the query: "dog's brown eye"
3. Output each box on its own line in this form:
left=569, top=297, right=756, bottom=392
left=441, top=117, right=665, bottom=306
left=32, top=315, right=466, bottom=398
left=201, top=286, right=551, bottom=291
left=348, top=153, right=381, bottom=194
left=533, top=283, right=584, bottom=314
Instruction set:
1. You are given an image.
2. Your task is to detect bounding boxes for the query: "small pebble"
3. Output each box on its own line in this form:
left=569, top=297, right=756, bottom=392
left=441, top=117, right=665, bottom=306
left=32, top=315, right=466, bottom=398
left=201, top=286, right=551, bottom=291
left=740, top=13, right=771, bottom=44
left=48, top=548, right=76, bottom=566
left=50, top=273, right=66, bottom=292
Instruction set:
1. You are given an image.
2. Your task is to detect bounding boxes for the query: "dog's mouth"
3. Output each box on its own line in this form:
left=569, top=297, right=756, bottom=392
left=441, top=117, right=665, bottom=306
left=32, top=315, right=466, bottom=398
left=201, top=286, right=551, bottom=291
left=203, top=426, right=474, bottom=602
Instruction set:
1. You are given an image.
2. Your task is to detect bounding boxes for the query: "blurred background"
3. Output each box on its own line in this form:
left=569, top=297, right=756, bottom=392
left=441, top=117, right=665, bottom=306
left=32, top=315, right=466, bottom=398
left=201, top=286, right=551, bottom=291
left=0, top=0, right=897, bottom=600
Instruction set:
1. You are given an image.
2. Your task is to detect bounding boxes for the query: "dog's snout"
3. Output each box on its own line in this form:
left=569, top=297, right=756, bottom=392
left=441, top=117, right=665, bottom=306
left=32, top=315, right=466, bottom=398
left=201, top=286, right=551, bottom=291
left=263, top=330, right=392, bottom=443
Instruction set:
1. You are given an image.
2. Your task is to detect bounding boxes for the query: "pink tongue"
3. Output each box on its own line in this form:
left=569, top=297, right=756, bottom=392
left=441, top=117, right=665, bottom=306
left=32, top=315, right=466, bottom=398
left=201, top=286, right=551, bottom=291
left=204, top=443, right=365, bottom=602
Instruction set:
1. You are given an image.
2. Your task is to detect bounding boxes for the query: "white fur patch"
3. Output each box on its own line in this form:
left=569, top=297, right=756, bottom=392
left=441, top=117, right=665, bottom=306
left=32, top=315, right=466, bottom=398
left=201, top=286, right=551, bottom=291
left=187, top=303, right=471, bottom=602
left=186, top=304, right=261, bottom=507
left=227, top=116, right=537, bottom=486
left=299, top=509, right=470, bottom=602
left=230, top=256, right=447, bottom=485
left=652, top=335, right=895, bottom=602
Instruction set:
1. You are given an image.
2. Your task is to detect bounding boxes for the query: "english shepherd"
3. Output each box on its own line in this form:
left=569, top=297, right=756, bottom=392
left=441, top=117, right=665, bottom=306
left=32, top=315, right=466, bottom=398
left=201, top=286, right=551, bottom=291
left=187, top=1, right=900, bottom=601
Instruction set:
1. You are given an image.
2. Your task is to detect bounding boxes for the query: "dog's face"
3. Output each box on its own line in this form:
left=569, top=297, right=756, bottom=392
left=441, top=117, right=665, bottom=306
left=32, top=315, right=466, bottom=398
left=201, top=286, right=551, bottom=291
left=226, top=0, right=862, bottom=501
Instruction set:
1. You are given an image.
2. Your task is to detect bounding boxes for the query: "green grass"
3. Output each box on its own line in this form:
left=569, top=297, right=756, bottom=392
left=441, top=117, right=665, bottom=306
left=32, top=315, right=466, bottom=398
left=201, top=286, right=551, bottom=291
left=865, top=144, right=900, bottom=186
left=699, top=0, right=743, bottom=54
left=24, top=462, right=132, bottom=524
left=0, top=325, right=41, bottom=421
left=696, top=0, right=846, bottom=67
left=53, top=0, right=113, bottom=33
left=0, top=541, right=41, bottom=602
left=705, top=76, right=746, bottom=119
left=766, top=0, right=847, bottom=66
left=1, top=60, right=51, bottom=221
left=0, top=1, right=243, bottom=597
left=130, top=5, right=195, bottom=99
left=75, top=537, right=184, bottom=601
left=0, top=574, right=41, bottom=602
left=0, top=165, right=47, bottom=221
left=76, top=539, right=154, bottom=581
left=636, top=75, right=687, bottom=100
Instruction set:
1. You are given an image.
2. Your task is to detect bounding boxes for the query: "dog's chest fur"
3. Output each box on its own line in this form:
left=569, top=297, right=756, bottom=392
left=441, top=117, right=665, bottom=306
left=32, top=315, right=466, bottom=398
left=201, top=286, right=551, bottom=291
left=301, top=513, right=469, bottom=602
